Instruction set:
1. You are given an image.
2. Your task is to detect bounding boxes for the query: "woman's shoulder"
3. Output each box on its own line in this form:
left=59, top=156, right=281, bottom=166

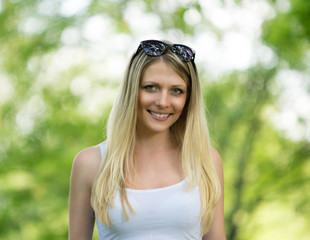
left=71, top=143, right=104, bottom=187
left=210, top=147, right=222, bottom=161
left=210, top=147, right=223, bottom=173
left=74, top=144, right=101, bottom=163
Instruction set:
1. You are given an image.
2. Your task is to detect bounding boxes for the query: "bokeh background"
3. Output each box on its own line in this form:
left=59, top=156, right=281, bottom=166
left=0, top=0, right=309, bottom=239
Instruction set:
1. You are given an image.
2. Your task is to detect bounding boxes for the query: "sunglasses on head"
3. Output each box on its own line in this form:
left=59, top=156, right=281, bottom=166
left=136, top=40, right=195, bottom=62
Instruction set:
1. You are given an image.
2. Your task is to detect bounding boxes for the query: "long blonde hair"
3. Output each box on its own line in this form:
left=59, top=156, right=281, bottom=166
left=91, top=41, right=221, bottom=235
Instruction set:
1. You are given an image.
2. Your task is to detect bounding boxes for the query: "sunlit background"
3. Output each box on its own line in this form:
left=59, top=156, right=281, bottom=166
left=0, top=0, right=309, bottom=239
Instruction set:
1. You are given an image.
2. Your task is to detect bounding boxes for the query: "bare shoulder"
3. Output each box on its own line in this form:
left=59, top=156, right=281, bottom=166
left=210, top=147, right=223, bottom=167
left=210, top=147, right=224, bottom=178
left=74, top=144, right=102, bottom=167
left=71, top=144, right=102, bottom=188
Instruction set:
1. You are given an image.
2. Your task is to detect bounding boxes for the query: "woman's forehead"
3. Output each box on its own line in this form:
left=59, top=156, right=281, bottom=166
left=141, top=62, right=187, bottom=86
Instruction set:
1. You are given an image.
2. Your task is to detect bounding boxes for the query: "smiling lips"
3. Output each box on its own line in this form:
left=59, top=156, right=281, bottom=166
left=148, top=110, right=171, bottom=119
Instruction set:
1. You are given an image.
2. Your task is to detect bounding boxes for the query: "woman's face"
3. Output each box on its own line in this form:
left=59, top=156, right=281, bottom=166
left=137, top=61, right=188, bottom=135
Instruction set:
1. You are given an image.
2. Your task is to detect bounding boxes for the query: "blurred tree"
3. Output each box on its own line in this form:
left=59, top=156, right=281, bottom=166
left=0, top=0, right=309, bottom=239
left=214, top=0, right=310, bottom=239
left=263, top=0, right=310, bottom=69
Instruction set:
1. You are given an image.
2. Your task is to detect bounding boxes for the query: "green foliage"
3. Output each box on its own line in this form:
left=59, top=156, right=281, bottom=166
left=262, top=0, right=310, bottom=69
left=0, top=0, right=309, bottom=239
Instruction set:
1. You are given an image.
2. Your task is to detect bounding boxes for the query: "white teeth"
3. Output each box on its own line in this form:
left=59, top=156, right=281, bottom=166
left=150, top=111, right=170, bottom=118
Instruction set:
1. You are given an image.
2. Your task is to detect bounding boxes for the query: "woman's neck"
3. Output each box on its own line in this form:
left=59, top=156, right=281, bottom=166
left=135, top=130, right=177, bottom=153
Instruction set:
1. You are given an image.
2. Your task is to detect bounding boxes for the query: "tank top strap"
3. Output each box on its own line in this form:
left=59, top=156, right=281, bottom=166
left=99, top=142, right=107, bottom=159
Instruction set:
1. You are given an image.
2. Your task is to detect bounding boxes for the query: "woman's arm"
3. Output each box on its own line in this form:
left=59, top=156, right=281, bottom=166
left=69, top=146, right=101, bottom=240
left=203, top=148, right=226, bottom=240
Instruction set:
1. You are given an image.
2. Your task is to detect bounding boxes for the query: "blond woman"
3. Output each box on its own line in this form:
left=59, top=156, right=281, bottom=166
left=69, top=40, right=226, bottom=240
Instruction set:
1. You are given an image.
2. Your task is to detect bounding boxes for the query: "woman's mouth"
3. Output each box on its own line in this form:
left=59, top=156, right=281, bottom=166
left=148, top=110, right=171, bottom=119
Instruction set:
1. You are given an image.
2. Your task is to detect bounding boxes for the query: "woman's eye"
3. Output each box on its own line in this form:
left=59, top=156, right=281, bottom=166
left=144, top=85, right=158, bottom=91
left=172, top=88, right=184, bottom=94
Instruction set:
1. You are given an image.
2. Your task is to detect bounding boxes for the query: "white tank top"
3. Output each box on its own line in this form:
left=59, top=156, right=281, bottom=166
left=96, top=143, right=202, bottom=240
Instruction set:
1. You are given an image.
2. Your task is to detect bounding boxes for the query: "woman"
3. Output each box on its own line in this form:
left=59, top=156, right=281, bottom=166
left=69, top=40, right=226, bottom=240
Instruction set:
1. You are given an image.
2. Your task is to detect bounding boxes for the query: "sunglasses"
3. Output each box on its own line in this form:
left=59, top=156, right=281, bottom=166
left=136, top=40, right=195, bottom=62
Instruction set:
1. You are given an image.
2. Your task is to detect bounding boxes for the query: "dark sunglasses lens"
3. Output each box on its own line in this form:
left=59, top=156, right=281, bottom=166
left=172, top=45, right=194, bottom=62
left=142, top=41, right=166, bottom=56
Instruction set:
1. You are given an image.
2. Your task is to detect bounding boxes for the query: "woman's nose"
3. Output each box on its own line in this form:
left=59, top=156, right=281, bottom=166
left=155, top=91, right=170, bottom=108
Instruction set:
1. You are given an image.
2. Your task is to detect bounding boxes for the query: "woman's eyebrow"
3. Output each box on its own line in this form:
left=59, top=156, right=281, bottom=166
left=141, top=81, right=159, bottom=84
left=142, top=81, right=186, bottom=87
left=171, top=84, right=186, bottom=88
